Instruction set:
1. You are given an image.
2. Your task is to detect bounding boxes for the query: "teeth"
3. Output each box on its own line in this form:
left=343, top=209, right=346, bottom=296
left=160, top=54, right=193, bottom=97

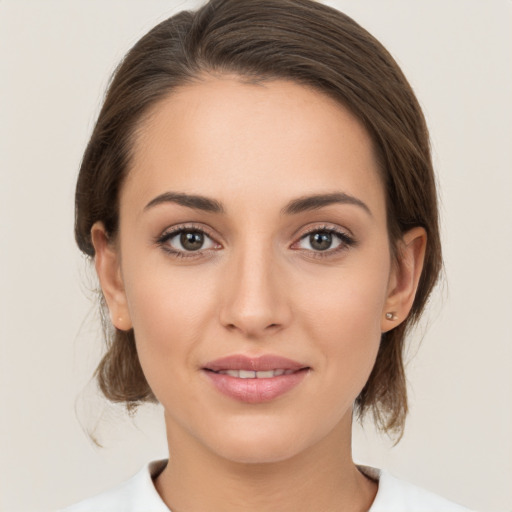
left=256, top=370, right=274, bottom=378
left=216, top=369, right=295, bottom=378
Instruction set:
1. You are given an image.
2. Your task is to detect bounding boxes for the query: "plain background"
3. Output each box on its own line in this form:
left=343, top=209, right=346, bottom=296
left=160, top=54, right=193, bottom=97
left=1, top=1, right=511, bottom=511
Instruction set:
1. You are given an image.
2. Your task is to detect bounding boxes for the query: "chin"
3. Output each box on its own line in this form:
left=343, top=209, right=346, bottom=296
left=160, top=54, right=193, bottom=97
left=203, top=418, right=318, bottom=465
left=216, top=437, right=303, bottom=465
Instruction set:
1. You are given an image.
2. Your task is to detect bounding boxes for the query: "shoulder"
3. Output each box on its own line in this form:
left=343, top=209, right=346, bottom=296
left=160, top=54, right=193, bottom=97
left=361, top=466, right=475, bottom=512
left=59, top=460, right=169, bottom=512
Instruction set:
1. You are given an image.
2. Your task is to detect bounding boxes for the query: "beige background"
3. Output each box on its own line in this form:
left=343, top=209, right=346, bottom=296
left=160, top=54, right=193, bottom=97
left=1, top=1, right=511, bottom=511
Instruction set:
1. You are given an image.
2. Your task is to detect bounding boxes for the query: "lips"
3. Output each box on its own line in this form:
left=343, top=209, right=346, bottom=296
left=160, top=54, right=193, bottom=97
left=202, top=354, right=310, bottom=403
left=204, top=354, right=306, bottom=372
left=214, top=368, right=295, bottom=378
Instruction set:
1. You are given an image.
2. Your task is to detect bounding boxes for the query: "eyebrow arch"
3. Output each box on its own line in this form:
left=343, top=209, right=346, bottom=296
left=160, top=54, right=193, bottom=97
left=281, top=192, right=372, bottom=216
left=144, top=192, right=225, bottom=214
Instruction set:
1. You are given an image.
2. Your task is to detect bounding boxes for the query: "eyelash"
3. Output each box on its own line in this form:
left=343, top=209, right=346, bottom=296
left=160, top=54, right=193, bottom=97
left=293, top=225, right=357, bottom=258
left=155, top=223, right=220, bottom=259
left=155, top=224, right=356, bottom=260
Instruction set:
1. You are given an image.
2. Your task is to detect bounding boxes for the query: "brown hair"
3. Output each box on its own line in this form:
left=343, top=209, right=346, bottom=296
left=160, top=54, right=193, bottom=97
left=75, top=0, right=441, bottom=436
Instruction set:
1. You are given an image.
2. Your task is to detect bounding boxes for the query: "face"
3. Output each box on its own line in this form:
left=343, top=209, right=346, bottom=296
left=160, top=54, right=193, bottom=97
left=93, top=77, right=424, bottom=464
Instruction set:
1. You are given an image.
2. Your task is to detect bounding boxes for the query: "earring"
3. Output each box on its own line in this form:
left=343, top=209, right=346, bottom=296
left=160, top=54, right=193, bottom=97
left=108, top=311, right=124, bottom=327
left=385, top=312, right=396, bottom=320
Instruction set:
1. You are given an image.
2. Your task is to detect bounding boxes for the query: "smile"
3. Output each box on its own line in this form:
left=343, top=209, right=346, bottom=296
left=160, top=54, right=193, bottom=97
left=211, top=369, right=297, bottom=378
left=203, top=354, right=310, bottom=403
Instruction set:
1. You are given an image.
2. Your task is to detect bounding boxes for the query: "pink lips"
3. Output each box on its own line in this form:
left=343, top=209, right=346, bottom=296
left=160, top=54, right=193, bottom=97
left=203, top=354, right=310, bottom=403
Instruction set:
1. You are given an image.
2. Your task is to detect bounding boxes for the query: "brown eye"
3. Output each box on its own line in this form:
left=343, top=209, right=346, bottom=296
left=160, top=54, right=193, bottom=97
left=309, top=232, right=333, bottom=251
left=294, top=228, right=355, bottom=254
left=180, top=231, right=205, bottom=251
left=160, top=228, right=218, bottom=254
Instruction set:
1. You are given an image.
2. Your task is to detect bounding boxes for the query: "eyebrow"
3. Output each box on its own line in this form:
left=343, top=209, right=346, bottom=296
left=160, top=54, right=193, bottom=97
left=143, top=191, right=371, bottom=217
left=144, top=192, right=225, bottom=214
left=281, top=192, right=372, bottom=216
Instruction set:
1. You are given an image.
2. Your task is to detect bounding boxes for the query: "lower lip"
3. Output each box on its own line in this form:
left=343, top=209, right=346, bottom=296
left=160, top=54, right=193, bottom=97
left=203, top=369, right=309, bottom=403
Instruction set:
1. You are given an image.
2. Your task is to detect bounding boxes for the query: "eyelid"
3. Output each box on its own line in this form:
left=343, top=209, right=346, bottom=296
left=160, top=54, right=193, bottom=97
left=155, top=223, right=222, bottom=257
left=290, top=223, right=357, bottom=254
left=292, top=223, right=354, bottom=242
left=154, top=222, right=356, bottom=260
left=157, top=222, right=216, bottom=239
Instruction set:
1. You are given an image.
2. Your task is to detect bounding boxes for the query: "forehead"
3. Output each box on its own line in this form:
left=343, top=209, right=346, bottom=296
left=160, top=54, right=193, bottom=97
left=124, top=77, right=385, bottom=218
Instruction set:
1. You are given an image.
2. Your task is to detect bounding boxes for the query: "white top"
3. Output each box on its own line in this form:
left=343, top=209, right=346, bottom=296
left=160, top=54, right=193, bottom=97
left=60, top=459, right=473, bottom=512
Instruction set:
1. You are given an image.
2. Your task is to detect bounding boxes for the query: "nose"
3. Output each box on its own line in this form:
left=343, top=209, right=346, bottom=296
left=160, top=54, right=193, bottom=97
left=218, top=244, right=292, bottom=338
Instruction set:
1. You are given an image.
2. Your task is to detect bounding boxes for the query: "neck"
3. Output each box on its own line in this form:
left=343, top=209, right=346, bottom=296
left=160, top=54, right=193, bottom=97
left=155, top=412, right=377, bottom=512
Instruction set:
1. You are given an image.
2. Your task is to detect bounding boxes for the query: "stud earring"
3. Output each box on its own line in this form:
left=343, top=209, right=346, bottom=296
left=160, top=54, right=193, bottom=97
left=385, top=312, right=396, bottom=320
left=108, top=311, right=123, bottom=327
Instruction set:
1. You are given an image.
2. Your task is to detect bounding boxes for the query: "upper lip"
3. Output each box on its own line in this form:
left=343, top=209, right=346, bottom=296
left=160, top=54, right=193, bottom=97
left=203, top=354, right=308, bottom=372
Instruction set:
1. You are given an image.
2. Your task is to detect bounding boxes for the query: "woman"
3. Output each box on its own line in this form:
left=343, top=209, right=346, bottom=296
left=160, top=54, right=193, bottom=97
left=62, top=0, right=472, bottom=510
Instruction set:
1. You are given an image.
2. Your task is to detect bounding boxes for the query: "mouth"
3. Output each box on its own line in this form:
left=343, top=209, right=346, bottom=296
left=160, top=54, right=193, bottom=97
left=203, top=353, right=308, bottom=373
left=206, top=368, right=301, bottom=379
left=202, top=354, right=310, bottom=403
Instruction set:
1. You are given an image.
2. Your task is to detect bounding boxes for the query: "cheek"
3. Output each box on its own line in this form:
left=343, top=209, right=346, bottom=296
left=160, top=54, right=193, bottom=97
left=295, top=258, right=390, bottom=387
left=122, top=263, right=217, bottom=388
left=297, top=259, right=390, bottom=338
left=126, top=258, right=216, bottom=330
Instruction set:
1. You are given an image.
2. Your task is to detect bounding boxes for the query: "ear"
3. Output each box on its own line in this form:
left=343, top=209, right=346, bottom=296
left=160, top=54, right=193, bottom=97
left=381, top=227, right=427, bottom=332
left=91, top=222, right=133, bottom=331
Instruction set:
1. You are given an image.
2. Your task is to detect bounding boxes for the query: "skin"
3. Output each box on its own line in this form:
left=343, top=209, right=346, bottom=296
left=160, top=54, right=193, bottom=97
left=92, top=77, right=426, bottom=512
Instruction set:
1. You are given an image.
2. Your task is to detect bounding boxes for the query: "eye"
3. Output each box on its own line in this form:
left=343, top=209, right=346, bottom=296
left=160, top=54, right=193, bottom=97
left=293, top=227, right=355, bottom=254
left=300, top=231, right=340, bottom=251
left=157, top=227, right=219, bottom=256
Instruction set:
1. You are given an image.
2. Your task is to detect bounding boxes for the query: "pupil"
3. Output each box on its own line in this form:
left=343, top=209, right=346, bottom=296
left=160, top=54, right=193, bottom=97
left=181, top=231, right=204, bottom=251
left=310, top=232, right=332, bottom=251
